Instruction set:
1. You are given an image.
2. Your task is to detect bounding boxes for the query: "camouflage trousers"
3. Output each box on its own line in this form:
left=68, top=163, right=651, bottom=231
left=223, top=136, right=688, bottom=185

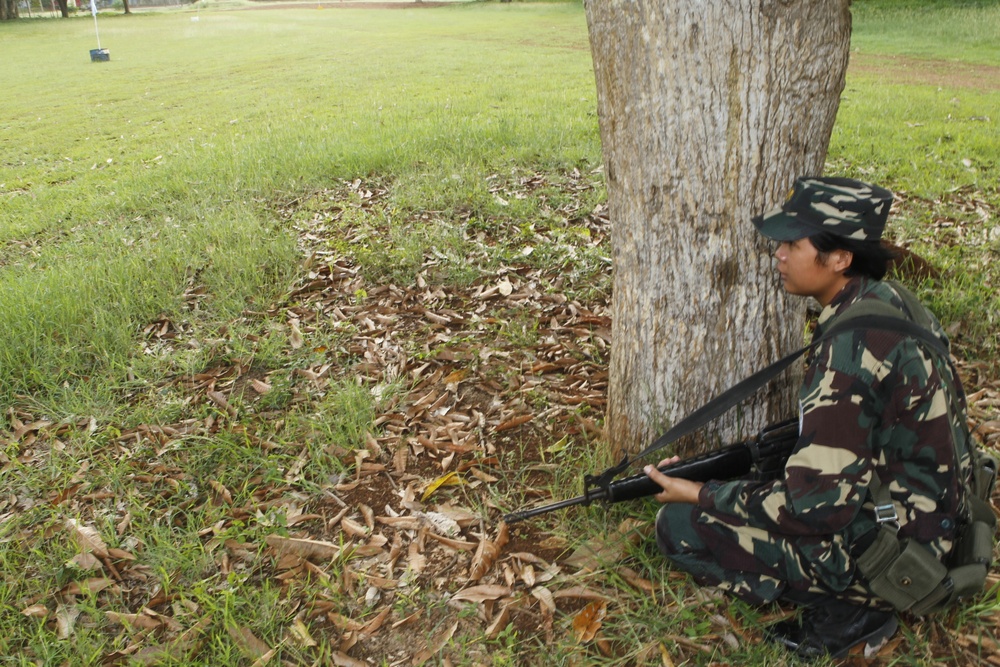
left=655, top=503, right=879, bottom=607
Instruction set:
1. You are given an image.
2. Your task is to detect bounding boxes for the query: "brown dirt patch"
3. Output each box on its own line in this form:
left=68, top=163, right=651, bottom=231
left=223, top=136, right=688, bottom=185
left=850, top=52, right=1000, bottom=91
left=242, top=1, right=455, bottom=9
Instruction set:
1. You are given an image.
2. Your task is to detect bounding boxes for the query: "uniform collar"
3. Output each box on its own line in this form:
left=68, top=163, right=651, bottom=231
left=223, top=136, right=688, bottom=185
left=816, top=276, right=874, bottom=328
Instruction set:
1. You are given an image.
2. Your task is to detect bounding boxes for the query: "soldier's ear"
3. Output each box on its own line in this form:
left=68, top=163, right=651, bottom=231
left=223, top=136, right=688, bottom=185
left=830, top=249, right=853, bottom=274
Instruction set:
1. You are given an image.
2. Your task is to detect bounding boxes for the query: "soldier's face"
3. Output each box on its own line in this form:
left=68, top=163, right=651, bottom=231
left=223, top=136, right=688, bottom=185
left=774, top=238, right=852, bottom=306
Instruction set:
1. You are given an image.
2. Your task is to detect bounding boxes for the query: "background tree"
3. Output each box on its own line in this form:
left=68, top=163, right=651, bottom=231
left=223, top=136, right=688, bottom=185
left=584, top=1, right=852, bottom=455
left=1, top=0, right=18, bottom=21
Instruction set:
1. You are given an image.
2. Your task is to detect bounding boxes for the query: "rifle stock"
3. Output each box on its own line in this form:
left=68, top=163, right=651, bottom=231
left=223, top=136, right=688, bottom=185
left=503, top=419, right=799, bottom=524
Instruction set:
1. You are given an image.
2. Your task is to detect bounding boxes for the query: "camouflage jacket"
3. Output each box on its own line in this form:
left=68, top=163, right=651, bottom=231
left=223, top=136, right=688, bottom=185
left=698, top=277, right=968, bottom=592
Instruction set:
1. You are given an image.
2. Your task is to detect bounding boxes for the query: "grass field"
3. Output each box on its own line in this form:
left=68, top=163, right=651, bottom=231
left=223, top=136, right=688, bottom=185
left=1, top=1, right=999, bottom=665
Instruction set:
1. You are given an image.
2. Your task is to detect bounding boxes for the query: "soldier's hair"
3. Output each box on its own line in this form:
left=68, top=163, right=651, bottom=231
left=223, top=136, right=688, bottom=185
left=809, top=233, right=897, bottom=280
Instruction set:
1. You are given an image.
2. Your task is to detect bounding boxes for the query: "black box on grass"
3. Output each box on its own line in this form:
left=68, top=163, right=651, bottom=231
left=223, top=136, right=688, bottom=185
left=90, top=48, right=110, bottom=62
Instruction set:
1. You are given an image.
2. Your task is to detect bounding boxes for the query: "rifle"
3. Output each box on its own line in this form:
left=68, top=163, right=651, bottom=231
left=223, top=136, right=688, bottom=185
left=503, top=418, right=800, bottom=524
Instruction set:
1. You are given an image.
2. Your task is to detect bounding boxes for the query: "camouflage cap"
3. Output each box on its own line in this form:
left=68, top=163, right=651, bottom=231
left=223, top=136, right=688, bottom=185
left=752, top=176, right=893, bottom=242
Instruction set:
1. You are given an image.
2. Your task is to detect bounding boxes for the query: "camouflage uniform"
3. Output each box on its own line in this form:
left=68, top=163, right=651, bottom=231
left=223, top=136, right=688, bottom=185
left=656, top=181, right=970, bottom=608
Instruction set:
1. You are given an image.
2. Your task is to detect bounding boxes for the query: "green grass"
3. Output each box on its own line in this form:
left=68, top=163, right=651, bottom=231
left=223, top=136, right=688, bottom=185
left=1, top=1, right=999, bottom=665
left=0, top=1, right=597, bottom=411
left=851, top=0, right=1000, bottom=64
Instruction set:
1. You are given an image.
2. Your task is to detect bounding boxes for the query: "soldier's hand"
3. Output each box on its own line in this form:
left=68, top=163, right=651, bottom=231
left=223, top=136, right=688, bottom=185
left=643, top=464, right=703, bottom=504
left=656, top=455, right=681, bottom=468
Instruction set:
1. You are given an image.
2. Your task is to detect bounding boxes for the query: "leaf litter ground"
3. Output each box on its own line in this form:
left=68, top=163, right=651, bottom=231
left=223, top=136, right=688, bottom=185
left=2, top=172, right=999, bottom=666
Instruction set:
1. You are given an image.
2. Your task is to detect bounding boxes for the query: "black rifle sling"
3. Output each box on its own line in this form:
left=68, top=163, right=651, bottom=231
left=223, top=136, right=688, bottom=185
left=589, top=295, right=948, bottom=490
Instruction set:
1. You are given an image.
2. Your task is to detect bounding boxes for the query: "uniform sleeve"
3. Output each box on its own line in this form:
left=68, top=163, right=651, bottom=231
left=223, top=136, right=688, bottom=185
left=698, top=340, right=883, bottom=536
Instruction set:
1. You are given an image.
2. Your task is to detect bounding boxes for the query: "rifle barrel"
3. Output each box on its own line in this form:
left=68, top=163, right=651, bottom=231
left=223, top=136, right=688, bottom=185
left=503, top=490, right=606, bottom=524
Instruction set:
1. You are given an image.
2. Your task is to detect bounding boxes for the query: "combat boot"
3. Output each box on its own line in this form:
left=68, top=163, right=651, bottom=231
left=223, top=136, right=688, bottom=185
left=768, top=599, right=898, bottom=660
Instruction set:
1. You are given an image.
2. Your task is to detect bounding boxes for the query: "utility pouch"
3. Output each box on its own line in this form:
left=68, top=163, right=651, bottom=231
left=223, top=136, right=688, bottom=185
left=938, top=460, right=1000, bottom=611
left=952, top=514, right=995, bottom=568
left=907, top=516, right=994, bottom=615
left=972, top=450, right=998, bottom=502
left=858, top=530, right=949, bottom=613
left=859, top=498, right=997, bottom=615
left=940, top=495, right=997, bottom=609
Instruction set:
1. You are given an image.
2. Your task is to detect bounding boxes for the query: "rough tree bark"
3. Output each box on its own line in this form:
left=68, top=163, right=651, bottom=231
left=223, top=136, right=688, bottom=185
left=584, top=1, right=852, bottom=455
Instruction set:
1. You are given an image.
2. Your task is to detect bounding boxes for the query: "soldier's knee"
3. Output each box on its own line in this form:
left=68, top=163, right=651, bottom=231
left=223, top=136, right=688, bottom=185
left=655, top=503, right=700, bottom=557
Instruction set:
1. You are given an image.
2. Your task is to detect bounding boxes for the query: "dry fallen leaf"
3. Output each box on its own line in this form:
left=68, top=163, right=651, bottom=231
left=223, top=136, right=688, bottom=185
left=265, top=535, right=340, bottom=561
left=443, top=368, right=469, bottom=386
left=288, top=617, right=317, bottom=648
left=572, top=600, right=607, bottom=643
left=451, top=584, right=512, bottom=603
left=251, top=648, right=278, bottom=667
left=61, top=577, right=115, bottom=597
left=227, top=625, right=272, bottom=660
left=538, top=536, right=568, bottom=550
left=411, top=620, right=459, bottom=666
left=106, top=611, right=165, bottom=631
left=407, top=540, right=427, bottom=574
left=360, top=606, right=392, bottom=635
left=485, top=604, right=512, bottom=640
left=289, top=319, right=304, bottom=349
left=331, top=651, right=367, bottom=667
left=392, top=608, right=423, bottom=630
left=424, top=532, right=477, bottom=552
left=618, top=565, right=656, bottom=594
left=520, top=563, right=536, bottom=587
left=467, top=466, right=499, bottom=483
left=376, top=516, right=423, bottom=531
left=468, top=522, right=509, bottom=581
left=55, top=603, right=81, bottom=640
left=393, top=446, right=408, bottom=473
left=531, top=586, right=556, bottom=615
left=340, top=517, right=369, bottom=538
left=129, top=614, right=212, bottom=665
left=433, top=503, right=479, bottom=527
left=107, top=547, right=136, bottom=561
left=65, top=519, right=109, bottom=558
left=415, top=511, right=461, bottom=537
left=209, top=479, right=233, bottom=505
left=67, top=552, right=103, bottom=571
left=494, top=414, right=533, bottom=432
left=207, top=390, right=237, bottom=417
left=328, top=613, right=364, bottom=632
left=552, top=586, right=610, bottom=602
left=358, top=503, right=375, bottom=530
left=21, top=604, right=48, bottom=618
left=498, top=277, right=514, bottom=296
left=250, top=378, right=272, bottom=394
left=421, top=471, right=464, bottom=502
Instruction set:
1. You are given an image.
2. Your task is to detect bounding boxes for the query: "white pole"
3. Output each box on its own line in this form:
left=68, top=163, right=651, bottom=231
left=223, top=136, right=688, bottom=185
left=90, top=0, right=101, bottom=50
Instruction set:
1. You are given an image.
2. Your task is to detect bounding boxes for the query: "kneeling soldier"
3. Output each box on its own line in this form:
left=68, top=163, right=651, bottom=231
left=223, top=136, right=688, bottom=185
left=644, top=177, right=995, bottom=659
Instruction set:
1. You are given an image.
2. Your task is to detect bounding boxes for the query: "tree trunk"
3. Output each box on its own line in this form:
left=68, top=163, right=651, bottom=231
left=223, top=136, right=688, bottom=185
left=1, top=0, right=19, bottom=21
left=584, top=0, right=852, bottom=456
left=122, top=0, right=131, bottom=14
left=56, top=0, right=69, bottom=17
